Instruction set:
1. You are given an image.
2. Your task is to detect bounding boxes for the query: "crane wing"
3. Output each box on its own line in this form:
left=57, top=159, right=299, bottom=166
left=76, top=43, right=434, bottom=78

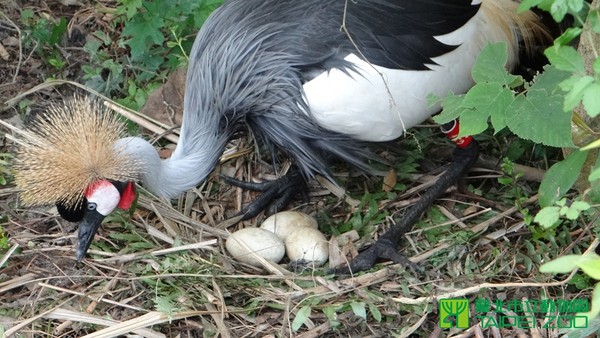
left=340, top=0, right=480, bottom=70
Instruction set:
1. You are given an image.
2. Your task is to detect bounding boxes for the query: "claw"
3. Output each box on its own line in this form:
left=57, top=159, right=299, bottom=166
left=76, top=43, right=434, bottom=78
left=221, top=168, right=307, bottom=220
left=331, top=140, right=479, bottom=275
left=329, top=238, right=422, bottom=275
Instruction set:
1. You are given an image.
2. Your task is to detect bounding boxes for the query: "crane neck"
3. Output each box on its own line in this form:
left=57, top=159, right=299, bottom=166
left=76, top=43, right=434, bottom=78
left=113, top=135, right=224, bottom=199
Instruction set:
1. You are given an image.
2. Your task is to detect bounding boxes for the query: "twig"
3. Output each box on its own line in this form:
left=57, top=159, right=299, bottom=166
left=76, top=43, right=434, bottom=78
left=104, top=101, right=180, bottom=144
left=0, top=12, right=22, bottom=83
left=80, top=311, right=213, bottom=338
left=0, top=243, right=19, bottom=269
left=393, top=238, right=599, bottom=305
left=44, top=308, right=165, bottom=338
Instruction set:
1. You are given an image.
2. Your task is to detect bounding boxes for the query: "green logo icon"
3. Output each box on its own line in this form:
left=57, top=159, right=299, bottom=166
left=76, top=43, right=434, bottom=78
left=440, top=299, right=469, bottom=328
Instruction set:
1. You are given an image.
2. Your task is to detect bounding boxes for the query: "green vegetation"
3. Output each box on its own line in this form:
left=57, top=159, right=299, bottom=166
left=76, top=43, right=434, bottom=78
left=0, top=153, right=12, bottom=186
left=17, top=0, right=223, bottom=110
left=19, top=9, right=68, bottom=70
left=91, top=0, right=223, bottom=109
left=435, top=0, right=599, bottom=222
left=433, top=0, right=600, bottom=333
left=1, top=0, right=599, bottom=336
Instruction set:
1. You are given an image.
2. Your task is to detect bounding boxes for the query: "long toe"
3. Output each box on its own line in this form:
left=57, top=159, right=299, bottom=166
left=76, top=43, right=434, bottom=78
left=222, top=168, right=307, bottom=220
left=330, top=239, right=421, bottom=275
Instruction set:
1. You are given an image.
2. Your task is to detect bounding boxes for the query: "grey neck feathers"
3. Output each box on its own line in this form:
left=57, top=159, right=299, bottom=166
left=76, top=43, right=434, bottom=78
left=113, top=135, right=224, bottom=199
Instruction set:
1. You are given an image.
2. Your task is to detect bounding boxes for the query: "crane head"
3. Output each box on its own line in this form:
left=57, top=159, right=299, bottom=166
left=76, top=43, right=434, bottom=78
left=58, top=179, right=137, bottom=261
left=11, top=96, right=143, bottom=260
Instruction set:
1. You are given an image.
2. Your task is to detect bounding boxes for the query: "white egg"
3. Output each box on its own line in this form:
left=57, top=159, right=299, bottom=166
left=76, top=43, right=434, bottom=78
left=285, top=227, right=329, bottom=267
left=226, top=228, right=285, bottom=267
left=260, top=211, right=318, bottom=241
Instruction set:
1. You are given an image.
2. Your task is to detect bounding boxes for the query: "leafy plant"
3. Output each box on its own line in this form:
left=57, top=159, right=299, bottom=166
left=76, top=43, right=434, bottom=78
left=519, top=0, right=600, bottom=218
left=19, top=9, right=68, bottom=70
left=433, top=44, right=574, bottom=149
left=330, top=192, right=389, bottom=236
left=0, top=153, right=13, bottom=186
left=433, top=0, right=600, bottom=229
left=534, top=197, right=591, bottom=227
left=0, top=222, right=9, bottom=253
left=540, top=253, right=600, bottom=329
left=79, top=0, right=223, bottom=108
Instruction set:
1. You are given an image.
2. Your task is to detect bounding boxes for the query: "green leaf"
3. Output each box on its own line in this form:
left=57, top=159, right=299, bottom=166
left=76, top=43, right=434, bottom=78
left=545, top=45, right=585, bottom=73
left=590, top=9, right=600, bottom=34
left=550, top=0, right=570, bottom=22
left=433, top=94, right=466, bottom=124
left=591, top=282, right=600, bottom=316
left=562, top=75, right=594, bottom=111
left=566, top=0, right=585, bottom=13
left=460, top=83, right=514, bottom=135
left=472, top=43, right=519, bottom=86
left=20, top=8, right=34, bottom=22
left=529, top=64, right=572, bottom=95
left=583, top=83, right=600, bottom=117
left=118, top=0, right=144, bottom=19
left=368, top=303, right=382, bottom=322
left=554, top=27, right=582, bottom=46
left=539, top=254, right=582, bottom=273
left=518, top=0, right=544, bottom=12
left=572, top=200, right=591, bottom=210
left=569, top=283, right=600, bottom=332
left=49, top=17, right=67, bottom=45
left=322, top=307, right=340, bottom=328
left=575, top=254, right=600, bottom=280
left=590, top=167, right=600, bottom=181
left=122, top=14, right=165, bottom=60
left=109, top=232, right=142, bottom=241
left=563, top=206, right=578, bottom=220
left=563, top=201, right=591, bottom=220
left=155, top=295, right=177, bottom=314
left=582, top=139, right=600, bottom=151
left=539, top=150, right=589, bottom=207
left=594, top=58, right=600, bottom=75
left=534, top=206, right=561, bottom=228
left=83, top=38, right=102, bottom=59
left=506, top=90, right=574, bottom=148
left=350, top=301, right=367, bottom=320
left=292, top=306, right=311, bottom=332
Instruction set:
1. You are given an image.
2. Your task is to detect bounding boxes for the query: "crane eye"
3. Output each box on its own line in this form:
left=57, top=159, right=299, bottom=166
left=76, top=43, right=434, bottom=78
left=87, top=202, right=97, bottom=211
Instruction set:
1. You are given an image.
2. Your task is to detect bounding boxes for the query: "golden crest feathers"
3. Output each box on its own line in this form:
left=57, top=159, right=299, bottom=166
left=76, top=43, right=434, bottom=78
left=14, top=96, right=142, bottom=206
left=481, top=0, right=552, bottom=58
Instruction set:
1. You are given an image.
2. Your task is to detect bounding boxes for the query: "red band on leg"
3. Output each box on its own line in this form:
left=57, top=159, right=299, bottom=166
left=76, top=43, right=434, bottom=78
left=441, top=120, right=473, bottom=149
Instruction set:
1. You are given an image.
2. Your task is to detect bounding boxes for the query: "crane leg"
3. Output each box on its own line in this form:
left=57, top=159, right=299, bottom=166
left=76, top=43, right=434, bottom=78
left=331, top=121, right=479, bottom=274
left=220, top=169, right=307, bottom=219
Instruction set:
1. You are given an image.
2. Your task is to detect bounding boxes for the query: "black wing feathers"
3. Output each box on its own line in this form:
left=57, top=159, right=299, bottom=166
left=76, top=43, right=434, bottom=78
left=344, top=0, right=480, bottom=69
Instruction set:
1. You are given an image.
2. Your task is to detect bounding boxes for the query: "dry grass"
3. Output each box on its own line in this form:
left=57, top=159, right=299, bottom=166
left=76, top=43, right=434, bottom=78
left=1, top=2, right=598, bottom=338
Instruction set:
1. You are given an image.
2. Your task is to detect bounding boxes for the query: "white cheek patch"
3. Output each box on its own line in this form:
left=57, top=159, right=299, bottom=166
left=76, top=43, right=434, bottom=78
left=86, top=182, right=121, bottom=216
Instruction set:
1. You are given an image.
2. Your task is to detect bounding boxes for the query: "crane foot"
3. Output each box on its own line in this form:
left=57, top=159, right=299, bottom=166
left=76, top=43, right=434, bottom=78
left=331, top=140, right=479, bottom=275
left=329, top=238, right=422, bottom=275
left=220, top=168, right=307, bottom=220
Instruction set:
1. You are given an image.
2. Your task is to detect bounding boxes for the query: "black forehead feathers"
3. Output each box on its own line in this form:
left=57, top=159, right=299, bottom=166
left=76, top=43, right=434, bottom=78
left=56, top=197, right=87, bottom=222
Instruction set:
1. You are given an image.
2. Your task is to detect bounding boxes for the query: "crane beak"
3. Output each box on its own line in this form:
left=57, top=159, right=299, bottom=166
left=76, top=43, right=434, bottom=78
left=76, top=208, right=106, bottom=261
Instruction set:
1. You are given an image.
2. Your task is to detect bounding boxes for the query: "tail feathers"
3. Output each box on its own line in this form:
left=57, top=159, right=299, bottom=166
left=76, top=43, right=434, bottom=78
left=481, top=0, right=552, bottom=65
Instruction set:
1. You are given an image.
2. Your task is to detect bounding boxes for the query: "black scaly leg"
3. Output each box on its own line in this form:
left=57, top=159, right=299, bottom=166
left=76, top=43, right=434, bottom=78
left=220, top=168, right=308, bottom=220
left=331, top=120, right=479, bottom=274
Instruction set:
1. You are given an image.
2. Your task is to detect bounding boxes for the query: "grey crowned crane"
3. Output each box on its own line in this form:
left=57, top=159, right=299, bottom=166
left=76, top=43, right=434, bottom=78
left=13, top=0, right=548, bottom=271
